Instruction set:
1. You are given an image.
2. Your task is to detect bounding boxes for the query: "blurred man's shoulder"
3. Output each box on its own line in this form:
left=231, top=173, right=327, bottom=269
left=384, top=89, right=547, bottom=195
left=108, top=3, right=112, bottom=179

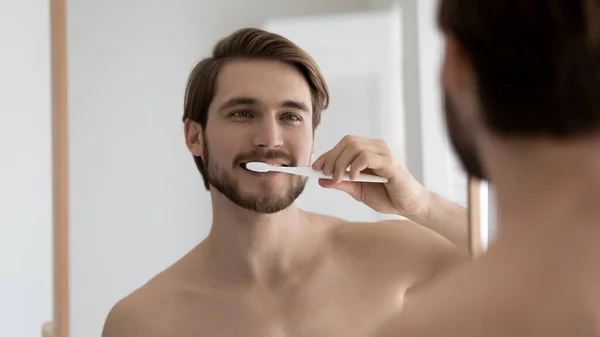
left=376, top=249, right=600, bottom=337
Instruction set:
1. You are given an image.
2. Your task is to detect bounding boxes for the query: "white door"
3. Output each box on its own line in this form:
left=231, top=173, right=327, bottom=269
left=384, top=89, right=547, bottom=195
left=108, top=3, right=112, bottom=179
left=264, top=7, right=405, bottom=222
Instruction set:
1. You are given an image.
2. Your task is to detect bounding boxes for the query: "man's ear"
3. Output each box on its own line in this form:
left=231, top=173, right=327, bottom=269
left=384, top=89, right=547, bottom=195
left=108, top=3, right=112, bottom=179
left=184, top=119, right=204, bottom=158
left=441, top=33, right=475, bottom=94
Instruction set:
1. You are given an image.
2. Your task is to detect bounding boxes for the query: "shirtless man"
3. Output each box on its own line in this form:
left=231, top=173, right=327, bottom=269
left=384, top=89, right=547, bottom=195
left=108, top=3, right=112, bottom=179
left=375, top=1, right=600, bottom=336
left=101, top=28, right=468, bottom=337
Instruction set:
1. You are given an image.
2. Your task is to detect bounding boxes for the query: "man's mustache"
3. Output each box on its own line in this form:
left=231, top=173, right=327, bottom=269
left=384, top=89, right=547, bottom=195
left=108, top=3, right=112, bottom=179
left=234, top=149, right=296, bottom=167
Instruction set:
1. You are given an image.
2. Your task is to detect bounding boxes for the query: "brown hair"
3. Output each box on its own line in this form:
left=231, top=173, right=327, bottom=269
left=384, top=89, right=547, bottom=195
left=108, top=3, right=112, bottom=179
left=182, top=28, right=330, bottom=190
left=438, top=0, right=600, bottom=138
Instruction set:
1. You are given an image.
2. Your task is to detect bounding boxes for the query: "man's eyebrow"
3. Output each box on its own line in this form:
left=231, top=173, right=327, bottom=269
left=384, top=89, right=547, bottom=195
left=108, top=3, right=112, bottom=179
left=217, top=97, right=259, bottom=111
left=281, top=100, right=310, bottom=113
left=217, top=97, right=310, bottom=113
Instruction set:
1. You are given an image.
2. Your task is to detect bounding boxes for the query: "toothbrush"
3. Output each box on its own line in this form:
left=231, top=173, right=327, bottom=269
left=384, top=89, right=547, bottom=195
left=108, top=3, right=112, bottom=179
left=244, top=162, right=388, bottom=183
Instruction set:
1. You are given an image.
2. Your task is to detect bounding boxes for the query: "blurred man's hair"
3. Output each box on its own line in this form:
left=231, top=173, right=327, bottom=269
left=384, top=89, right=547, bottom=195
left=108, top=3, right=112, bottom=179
left=438, top=0, right=600, bottom=138
left=182, top=28, right=330, bottom=190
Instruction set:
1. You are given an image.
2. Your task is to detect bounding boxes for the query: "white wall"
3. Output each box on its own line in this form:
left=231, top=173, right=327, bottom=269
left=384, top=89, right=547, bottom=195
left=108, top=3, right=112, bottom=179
left=369, top=0, right=423, bottom=183
left=369, top=0, right=468, bottom=207
left=0, top=1, right=53, bottom=337
left=66, top=1, right=368, bottom=336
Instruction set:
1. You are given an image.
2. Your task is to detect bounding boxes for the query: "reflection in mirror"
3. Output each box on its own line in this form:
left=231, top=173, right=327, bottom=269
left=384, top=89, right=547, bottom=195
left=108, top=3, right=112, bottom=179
left=48, top=1, right=484, bottom=336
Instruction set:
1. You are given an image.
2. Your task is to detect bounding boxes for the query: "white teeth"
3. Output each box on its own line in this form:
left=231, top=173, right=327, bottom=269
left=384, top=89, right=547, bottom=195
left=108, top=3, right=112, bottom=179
left=244, top=162, right=286, bottom=167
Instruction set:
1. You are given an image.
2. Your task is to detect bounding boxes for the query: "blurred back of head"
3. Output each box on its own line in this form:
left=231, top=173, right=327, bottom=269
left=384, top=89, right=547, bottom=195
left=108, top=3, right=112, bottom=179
left=438, top=0, right=600, bottom=138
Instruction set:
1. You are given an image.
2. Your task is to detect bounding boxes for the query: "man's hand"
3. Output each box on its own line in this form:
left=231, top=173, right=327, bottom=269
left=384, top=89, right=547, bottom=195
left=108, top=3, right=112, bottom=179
left=311, top=135, right=430, bottom=217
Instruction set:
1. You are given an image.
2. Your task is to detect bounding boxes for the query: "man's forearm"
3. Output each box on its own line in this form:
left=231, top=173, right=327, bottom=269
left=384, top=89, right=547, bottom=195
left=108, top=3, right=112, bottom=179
left=408, top=191, right=469, bottom=252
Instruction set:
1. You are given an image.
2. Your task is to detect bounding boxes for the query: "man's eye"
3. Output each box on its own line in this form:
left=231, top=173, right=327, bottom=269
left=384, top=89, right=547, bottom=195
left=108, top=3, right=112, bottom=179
left=232, top=110, right=251, bottom=117
left=284, top=114, right=301, bottom=122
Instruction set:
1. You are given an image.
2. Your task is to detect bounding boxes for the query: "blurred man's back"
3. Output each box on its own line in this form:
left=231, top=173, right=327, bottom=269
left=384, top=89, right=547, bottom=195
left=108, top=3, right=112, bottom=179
left=376, top=1, right=600, bottom=336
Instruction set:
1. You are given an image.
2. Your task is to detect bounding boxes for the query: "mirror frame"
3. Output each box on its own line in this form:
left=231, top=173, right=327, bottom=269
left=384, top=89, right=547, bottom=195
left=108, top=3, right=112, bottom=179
left=50, top=0, right=69, bottom=336
left=47, top=1, right=484, bottom=334
left=468, top=178, right=485, bottom=257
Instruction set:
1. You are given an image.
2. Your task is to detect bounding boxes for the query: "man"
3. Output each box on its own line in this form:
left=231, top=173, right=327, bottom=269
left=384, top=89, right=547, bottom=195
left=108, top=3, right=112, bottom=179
left=375, top=1, right=600, bottom=336
left=101, top=28, right=468, bottom=337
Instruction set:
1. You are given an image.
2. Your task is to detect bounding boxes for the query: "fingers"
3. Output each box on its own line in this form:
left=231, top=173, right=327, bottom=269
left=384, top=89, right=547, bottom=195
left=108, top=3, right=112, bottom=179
left=312, top=135, right=394, bottom=182
left=349, top=152, right=392, bottom=180
left=348, top=152, right=370, bottom=181
left=321, top=141, right=350, bottom=177
left=313, top=136, right=382, bottom=172
left=319, top=137, right=355, bottom=174
left=318, top=179, right=362, bottom=200
left=332, top=143, right=360, bottom=182
left=312, top=140, right=345, bottom=174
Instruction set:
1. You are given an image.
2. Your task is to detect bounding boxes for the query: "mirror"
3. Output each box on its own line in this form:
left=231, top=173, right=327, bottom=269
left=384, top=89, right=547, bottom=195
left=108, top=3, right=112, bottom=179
left=48, top=0, right=487, bottom=336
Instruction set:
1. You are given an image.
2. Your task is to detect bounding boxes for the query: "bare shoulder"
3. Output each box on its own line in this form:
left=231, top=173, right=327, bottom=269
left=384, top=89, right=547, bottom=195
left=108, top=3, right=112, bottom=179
left=101, top=283, right=166, bottom=337
left=375, top=251, right=600, bottom=337
left=101, top=253, right=213, bottom=337
left=101, top=275, right=189, bottom=337
left=327, top=217, right=468, bottom=286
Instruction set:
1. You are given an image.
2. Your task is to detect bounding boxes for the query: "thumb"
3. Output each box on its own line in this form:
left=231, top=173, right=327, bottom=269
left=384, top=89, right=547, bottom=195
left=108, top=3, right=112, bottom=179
left=318, top=179, right=362, bottom=201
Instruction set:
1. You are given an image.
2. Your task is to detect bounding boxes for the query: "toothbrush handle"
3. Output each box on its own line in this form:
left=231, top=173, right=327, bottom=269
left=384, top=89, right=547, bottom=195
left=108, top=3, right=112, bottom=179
left=279, top=167, right=388, bottom=183
left=310, top=169, right=388, bottom=183
left=341, top=172, right=388, bottom=183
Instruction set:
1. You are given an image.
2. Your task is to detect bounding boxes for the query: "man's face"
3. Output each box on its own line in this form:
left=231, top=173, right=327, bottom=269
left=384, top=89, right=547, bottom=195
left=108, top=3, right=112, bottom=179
left=441, top=35, right=487, bottom=181
left=194, top=59, right=314, bottom=213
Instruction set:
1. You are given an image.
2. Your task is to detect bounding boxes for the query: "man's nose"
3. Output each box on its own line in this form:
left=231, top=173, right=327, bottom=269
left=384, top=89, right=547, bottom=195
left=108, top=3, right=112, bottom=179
left=252, top=118, right=283, bottom=148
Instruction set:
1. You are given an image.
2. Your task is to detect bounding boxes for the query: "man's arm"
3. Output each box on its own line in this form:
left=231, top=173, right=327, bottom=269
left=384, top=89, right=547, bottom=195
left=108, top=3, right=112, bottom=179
left=310, top=135, right=469, bottom=253
left=355, top=219, right=470, bottom=288
left=407, top=190, right=469, bottom=253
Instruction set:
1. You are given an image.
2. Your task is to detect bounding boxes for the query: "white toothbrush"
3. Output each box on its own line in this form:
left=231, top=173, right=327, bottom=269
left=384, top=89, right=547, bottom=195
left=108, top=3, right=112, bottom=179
left=244, top=162, right=388, bottom=183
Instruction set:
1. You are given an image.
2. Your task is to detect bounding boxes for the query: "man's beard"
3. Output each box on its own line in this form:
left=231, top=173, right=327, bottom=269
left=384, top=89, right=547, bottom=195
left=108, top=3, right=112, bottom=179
left=203, top=139, right=307, bottom=214
left=443, top=93, right=487, bottom=181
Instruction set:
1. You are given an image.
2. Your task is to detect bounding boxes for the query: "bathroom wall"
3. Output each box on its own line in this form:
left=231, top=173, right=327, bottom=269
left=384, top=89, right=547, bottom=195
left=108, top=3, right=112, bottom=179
left=0, top=1, right=53, bottom=336
left=369, top=0, right=468, bottom=206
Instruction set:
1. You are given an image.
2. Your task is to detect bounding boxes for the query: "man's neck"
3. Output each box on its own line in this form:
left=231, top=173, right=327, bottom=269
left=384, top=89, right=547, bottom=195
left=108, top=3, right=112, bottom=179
left=483, top=136, right=600, bottom=268
left=201, top=190, right=327, bottom=288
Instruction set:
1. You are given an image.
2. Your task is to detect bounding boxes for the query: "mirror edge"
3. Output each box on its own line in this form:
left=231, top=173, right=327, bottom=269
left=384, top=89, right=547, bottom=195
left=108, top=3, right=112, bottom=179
left=467, top=177, right=484, bottom=257
left=50, top=0, right=70, bottom=336
left=46, top=5, right=484, bottom=332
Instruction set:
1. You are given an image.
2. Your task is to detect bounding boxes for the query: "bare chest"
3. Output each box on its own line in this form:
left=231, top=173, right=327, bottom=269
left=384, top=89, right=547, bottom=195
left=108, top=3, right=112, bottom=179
left=153, top=269, right=408, bottom=337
